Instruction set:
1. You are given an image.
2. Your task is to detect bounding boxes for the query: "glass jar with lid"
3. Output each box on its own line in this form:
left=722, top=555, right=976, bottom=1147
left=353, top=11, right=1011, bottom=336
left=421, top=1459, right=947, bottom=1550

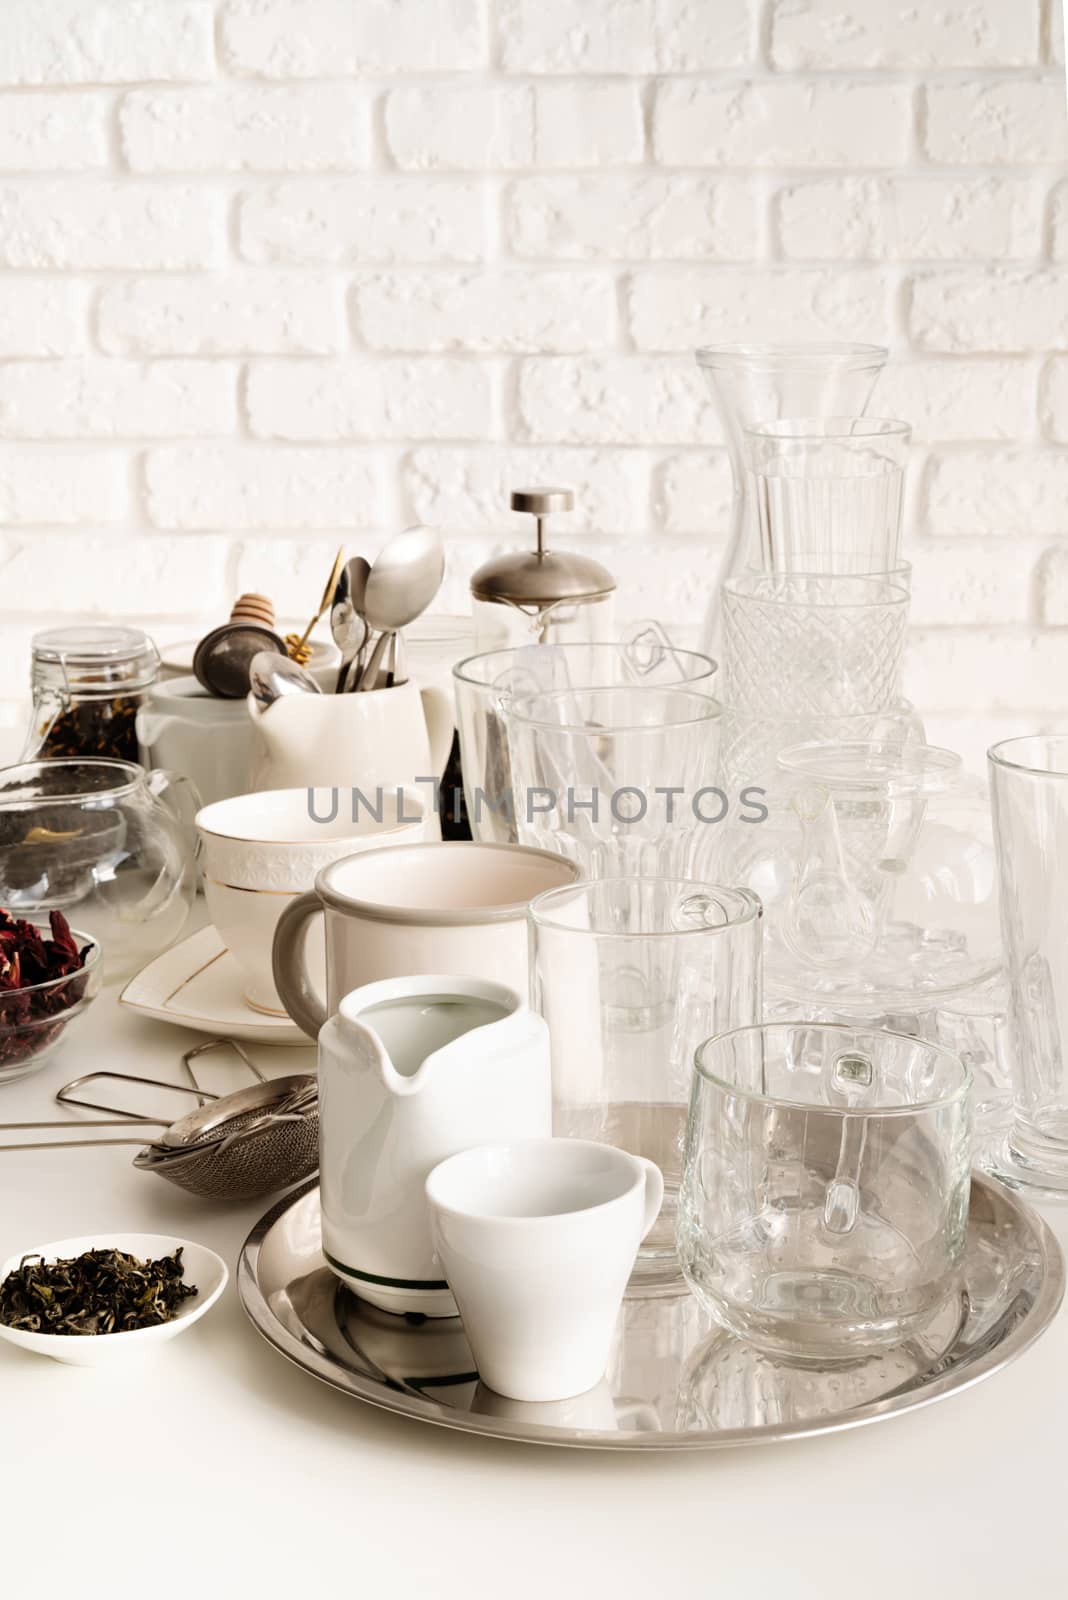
left=23, top=625, right=160, bottom=765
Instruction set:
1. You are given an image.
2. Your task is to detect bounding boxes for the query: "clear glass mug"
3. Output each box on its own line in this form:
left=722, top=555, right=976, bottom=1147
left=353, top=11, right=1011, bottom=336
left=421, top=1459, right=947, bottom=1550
left=504, top=684, right=722, bottom=879
left=0, top=758, right=199, bottom=982
left=677, top=1023, right=971, bottom=1361
left=529, top=879, right=762, bottom=1283
left=453, top=641, right=717, bottom=846
left=980, top=736, right=1068, bottom=1199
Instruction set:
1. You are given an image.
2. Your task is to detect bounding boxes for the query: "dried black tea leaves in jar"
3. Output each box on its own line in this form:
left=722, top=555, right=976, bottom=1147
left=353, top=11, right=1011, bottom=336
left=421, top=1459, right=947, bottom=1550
left=39, top=696, right=141, bottom=761
left=24, top=626, right=160, bottom=764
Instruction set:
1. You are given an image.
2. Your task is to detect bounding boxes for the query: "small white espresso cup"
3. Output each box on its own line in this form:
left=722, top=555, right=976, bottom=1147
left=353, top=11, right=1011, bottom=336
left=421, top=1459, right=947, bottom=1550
left=426, top=1139, right=663, bottom=1403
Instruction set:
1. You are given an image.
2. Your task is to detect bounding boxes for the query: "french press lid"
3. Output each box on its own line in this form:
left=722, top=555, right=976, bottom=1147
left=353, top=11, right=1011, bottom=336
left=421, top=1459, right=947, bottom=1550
left=469, top=488, right=616, bottom=610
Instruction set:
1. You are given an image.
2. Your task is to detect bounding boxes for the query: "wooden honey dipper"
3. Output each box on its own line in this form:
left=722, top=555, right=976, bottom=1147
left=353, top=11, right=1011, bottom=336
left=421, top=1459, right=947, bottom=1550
left=230, top=593, right=276, bottom=629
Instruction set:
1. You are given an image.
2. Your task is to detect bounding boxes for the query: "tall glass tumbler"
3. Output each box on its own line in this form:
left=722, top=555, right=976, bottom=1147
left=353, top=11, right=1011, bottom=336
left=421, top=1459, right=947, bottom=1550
left=745, top=418, right=911, bottom=577
left=504, top=685, right=722, bottom=879
left=981, top=736, right=1068, bottom=1199
left=454, top=643, right=717, bottom=847
left=721, top=572, right=909, bottom=720
left=530, top=879, right=762, bottom=1280
left=678, top=1023, right=971, bottom=1360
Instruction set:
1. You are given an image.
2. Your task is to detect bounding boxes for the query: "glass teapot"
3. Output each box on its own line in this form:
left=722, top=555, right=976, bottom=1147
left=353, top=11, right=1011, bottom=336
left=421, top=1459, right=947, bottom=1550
left=0, top=759, right=199, bottom=981
left=717, top=740, right=1001, bottom=1014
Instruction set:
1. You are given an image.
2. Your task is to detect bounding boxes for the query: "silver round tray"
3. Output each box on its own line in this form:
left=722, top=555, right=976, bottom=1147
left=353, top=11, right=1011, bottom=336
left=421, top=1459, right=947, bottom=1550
left=238, top=1174, right=1063, bottom=1451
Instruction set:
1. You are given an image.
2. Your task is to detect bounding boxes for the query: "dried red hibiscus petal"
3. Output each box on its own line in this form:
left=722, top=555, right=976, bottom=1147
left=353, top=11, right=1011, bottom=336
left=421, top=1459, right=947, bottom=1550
left=0, top=907, right=91, bottom=1067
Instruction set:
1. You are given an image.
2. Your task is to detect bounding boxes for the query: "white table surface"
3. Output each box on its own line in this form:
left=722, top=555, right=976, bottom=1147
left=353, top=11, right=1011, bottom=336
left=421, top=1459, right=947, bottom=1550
left=1, top=934, right=1065, bottom=1600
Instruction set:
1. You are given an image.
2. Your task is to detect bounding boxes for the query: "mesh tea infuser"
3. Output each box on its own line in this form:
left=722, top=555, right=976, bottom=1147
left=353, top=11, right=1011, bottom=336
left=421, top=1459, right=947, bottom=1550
left=0, top=1039, right=319, bottom=1201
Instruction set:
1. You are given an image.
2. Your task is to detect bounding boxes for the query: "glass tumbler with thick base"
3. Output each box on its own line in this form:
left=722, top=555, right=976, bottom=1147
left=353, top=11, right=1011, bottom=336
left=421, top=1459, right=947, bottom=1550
left=529, top=879, right=762, bottom=1290
left=978, top=735, right=1068, bottom=1201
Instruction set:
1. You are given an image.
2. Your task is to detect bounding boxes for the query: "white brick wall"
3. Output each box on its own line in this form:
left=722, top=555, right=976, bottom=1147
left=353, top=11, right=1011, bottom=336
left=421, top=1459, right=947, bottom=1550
left=0, top=0, right=1064, bottom=742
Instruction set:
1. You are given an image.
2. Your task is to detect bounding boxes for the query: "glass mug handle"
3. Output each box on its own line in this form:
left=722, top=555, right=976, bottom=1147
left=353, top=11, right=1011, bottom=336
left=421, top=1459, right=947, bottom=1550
left=272, top=891, right=327, bottom=1039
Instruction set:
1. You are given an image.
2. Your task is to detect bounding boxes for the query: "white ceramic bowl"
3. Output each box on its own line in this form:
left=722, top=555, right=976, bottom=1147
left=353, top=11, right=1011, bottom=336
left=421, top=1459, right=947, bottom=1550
left=0, top=1233, right=228, bottom=1367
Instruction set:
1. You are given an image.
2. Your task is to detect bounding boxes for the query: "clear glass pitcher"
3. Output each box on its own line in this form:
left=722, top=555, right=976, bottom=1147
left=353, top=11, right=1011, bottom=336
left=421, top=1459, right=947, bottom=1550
left=695, top=343, right=888, bottom=655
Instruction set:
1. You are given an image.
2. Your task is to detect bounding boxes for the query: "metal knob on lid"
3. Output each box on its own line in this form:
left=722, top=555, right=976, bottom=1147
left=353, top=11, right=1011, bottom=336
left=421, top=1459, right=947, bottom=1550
left=470, top=486, right=616, bottom=619
left=510, top=488, right=574, bottom=518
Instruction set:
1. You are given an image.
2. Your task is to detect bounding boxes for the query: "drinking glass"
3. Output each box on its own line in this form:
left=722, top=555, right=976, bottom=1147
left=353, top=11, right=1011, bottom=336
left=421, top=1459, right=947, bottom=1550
left=979, top=736, right=1068, bottom=1199
left=453, top=641, right=717, bottom=846
left=678, top=1022, right=971, bottom=1361
left=504, top=685, right=721, bottom=879
left=744, top=418, right=911, bottom=576
left=529, top=879, right=762, bottom=1280
left=721, top=572, right=909, bottom=720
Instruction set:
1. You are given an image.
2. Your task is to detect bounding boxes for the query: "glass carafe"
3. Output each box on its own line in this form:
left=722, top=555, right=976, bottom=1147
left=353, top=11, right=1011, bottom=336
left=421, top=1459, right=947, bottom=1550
left=695, top=343, right=888, bottom=656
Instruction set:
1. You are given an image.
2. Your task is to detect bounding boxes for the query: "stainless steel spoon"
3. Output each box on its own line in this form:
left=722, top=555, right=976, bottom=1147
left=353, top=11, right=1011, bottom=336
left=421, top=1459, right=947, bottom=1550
left=249, top=651, right=323, bottom=712
left=332, top=555, right=371, bottom=693
left=355, top=525, right=444, bottom=691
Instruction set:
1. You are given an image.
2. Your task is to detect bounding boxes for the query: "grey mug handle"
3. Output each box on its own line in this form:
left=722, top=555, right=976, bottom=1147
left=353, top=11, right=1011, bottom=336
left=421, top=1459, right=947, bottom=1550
left=272, top=891, right=327, bottom=1039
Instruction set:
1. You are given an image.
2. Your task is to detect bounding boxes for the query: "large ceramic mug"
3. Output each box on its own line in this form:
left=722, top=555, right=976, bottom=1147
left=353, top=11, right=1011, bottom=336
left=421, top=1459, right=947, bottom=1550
left=197, top=787, right=432, bottom=1015
left=247, top=679, right=453, bottom=820
left=272, top=841, right=579, bottom=1038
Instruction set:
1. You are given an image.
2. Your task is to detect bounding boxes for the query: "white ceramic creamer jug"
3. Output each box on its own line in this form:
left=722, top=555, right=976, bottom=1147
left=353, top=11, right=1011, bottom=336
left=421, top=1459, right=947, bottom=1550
left=318, top=974, right=551, bottom=1317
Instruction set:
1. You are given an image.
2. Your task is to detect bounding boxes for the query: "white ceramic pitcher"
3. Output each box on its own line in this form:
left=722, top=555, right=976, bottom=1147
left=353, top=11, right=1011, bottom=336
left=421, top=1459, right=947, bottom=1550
left=319, top=974, right=551, bottom=1317
left=247, top=678, right=453, bottom=816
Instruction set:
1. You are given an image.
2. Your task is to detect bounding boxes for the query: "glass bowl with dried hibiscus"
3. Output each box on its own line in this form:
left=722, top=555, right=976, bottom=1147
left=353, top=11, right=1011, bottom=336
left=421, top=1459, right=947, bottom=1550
left=0, top=909, right=101, bottom=1082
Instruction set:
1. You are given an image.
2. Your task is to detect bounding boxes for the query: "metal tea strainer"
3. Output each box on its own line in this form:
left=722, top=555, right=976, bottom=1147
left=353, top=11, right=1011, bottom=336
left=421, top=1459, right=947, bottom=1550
left=0, top=1039, right=319, bottom=1201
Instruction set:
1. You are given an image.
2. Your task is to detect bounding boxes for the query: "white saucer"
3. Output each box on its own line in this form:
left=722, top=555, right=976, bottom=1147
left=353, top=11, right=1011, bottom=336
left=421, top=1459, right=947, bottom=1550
left=119, top=925, right=309, bottom=1046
